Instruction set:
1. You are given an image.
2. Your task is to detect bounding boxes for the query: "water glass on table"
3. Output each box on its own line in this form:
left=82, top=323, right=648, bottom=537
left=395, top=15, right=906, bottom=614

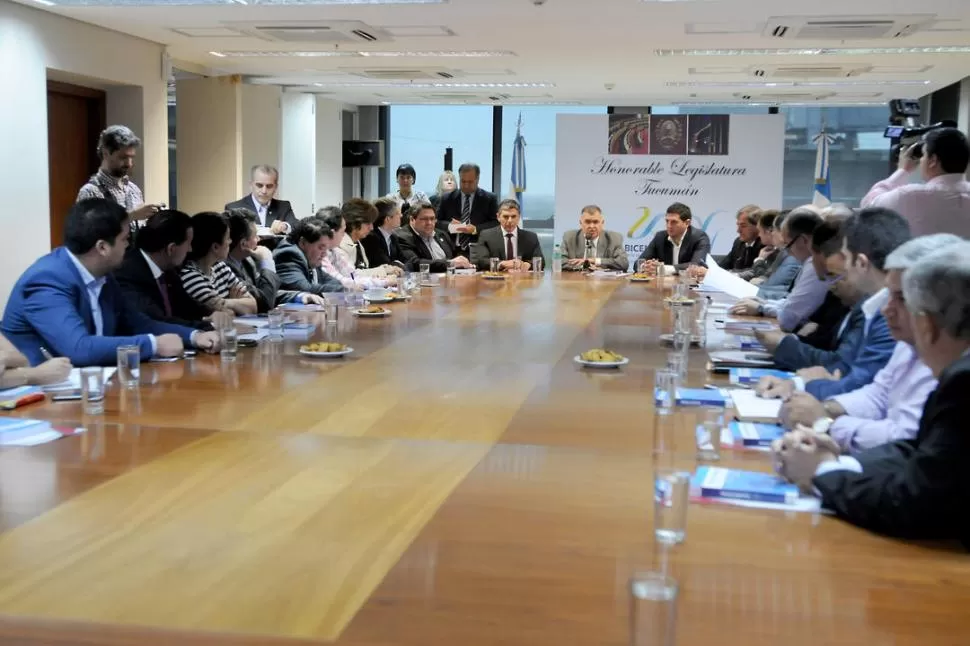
left=489, top=257, right=501, bottom=273
left=532, top=256, right=543, bottom=274
left=324, top=301, right=339, bottom=327
left=630, top=572, right=679, bottom=646
left=446, top=260, right=456, bottom=279
left=696, top=405, right=724, bottom=462
left=80, top=366, right=105, bottom=415
left=666, top=352, right=687, bottom=384
left=654, top=368, right=678, bottom=415
left=220, top=325, right=238, bottom=362
left=654, top=468, right=690, bottom=545
left=116, top=345, right=140, bottom=389
left=267, top=307, right=285, bottom=341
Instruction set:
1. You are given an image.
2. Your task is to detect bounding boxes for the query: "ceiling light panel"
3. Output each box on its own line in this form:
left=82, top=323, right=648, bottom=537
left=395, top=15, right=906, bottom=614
left=43, top=0, right=443, bottom=4
left=667, top=80, right=930, bottom=87
left=656, top=46, right=970, bottom=56
left=209, top=50, right=511, bottom=58
left=311, top=81, right=554, bottom=88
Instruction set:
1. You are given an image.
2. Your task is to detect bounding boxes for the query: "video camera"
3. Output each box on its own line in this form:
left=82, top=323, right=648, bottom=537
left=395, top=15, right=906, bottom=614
left=884, top=99, right=957, bottom=171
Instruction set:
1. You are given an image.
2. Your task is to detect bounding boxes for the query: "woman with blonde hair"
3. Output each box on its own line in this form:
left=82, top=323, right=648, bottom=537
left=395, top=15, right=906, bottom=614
left=429, top=170, right=457, bottom=210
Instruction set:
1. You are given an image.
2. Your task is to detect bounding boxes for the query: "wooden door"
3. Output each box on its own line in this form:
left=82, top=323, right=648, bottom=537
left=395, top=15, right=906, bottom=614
left=47, top=80, right=106, bottom=249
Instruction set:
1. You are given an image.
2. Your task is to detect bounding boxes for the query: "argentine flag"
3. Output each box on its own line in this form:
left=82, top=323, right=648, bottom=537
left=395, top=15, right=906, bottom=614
left=812, top=129, right=835, bottom=208
left=510, top=113, right=526, bottom=213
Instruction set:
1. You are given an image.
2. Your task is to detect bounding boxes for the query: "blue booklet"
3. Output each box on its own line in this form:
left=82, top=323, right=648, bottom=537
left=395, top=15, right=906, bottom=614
left=735, top=336, right=766, bottom=351
left=655, top=388, right=728, bottom=408
left=692, top=466, right=799, bottom=505
left=729, top=368, right=794, bottom=385
left=728, top=421, right=785, bottom=447
left=279, top=302, right=324, bottom=311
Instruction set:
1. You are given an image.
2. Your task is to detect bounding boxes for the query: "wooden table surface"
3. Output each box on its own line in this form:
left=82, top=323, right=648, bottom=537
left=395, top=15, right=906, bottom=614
left=0, top=274, right=967, bottom=646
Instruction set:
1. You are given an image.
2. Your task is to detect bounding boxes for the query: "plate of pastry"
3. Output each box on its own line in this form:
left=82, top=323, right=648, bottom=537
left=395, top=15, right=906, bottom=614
left=573, top=349, right=630, bottom=369
left=299, top=342, right=354, bottom=358
left=353, top=306, right=391, bottom=317
left=481, top=271, right=507, bottom=280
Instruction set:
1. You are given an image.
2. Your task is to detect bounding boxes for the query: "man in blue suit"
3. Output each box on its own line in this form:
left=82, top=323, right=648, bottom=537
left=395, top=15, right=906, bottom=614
left=754, top=208, right=910, bottom=400
left=3, top=199, right=220, bottom=367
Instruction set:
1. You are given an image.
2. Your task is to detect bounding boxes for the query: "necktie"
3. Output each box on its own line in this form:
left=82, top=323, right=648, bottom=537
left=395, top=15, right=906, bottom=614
left=157, top=276, right=172, bottom=317
left=506, top=233, right=514, bottom=261
left=459, top=193, right=472, bottom=249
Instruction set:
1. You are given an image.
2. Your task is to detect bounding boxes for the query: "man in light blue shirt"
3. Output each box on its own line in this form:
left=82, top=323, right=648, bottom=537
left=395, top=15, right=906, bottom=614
left=730, top=208, right=830, bottom=332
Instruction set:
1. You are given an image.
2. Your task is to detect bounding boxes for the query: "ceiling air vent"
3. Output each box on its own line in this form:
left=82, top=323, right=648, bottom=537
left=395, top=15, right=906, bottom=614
left=342, top=67, right=462, bottom=80
left=227, top=21, right=393, bottom=44
left=763, top=15, right=935, bottom=40
left=754, top=64, right=873, bottom=79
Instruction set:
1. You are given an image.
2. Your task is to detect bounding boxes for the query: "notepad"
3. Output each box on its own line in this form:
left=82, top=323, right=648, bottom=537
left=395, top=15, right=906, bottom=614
left=42, top=368, right=117, bottom=393
left=729, top=388, right=782, bottom=422
left=0, top=418, right=83, bottom=447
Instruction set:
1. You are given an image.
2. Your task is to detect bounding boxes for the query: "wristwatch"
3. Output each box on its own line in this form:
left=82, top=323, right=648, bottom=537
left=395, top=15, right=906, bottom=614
left=812, top=417, right=834, bottom=435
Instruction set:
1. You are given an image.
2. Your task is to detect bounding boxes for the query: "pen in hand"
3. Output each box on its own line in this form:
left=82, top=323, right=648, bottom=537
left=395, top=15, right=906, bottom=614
left=39, top=347, right=54, bottom=361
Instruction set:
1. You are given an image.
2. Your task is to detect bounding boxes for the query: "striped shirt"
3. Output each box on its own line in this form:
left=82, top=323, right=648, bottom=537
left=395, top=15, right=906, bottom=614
left=179, top=260, right=243, bottom=312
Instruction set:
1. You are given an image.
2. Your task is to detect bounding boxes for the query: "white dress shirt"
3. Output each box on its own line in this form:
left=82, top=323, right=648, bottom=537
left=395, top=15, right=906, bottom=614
left=250, top=195, right=269, bottom=226
left=666, top=234, right=684, bottom=275
left=501, top=228, right=519, bottom=259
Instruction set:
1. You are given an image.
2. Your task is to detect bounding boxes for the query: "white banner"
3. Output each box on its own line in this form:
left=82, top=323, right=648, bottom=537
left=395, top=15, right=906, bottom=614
left=554, top=114, right=785, bottom=260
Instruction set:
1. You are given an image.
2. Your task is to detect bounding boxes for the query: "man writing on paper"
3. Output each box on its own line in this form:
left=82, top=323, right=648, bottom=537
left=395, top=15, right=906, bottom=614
left=772, top=244, right=970, bottom=546
left=775, top=235, right=959, bottom=454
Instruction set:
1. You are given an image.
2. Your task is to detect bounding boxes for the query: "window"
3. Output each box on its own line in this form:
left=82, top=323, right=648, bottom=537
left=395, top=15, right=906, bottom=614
left=388, top=106, right=494, bottom=200
left=499, top=105, right=606, bottom=259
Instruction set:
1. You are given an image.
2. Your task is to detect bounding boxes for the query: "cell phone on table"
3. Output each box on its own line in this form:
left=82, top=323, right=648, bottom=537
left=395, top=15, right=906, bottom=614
left=183, top=350, right=197, bottom=357
left=51, top=390, right=83, bottom=401
left=238, top=339, right=258, bottom=348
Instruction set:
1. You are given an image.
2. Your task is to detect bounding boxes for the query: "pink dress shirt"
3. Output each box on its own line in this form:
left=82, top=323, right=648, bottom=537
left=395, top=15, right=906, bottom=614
left=861, top=170, right=970, bottom=238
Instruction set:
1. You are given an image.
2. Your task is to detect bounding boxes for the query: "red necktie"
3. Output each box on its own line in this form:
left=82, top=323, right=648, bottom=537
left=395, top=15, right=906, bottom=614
left=505, top=233, right=514, bottom=261
left=157, top=276, right=172, bottom=317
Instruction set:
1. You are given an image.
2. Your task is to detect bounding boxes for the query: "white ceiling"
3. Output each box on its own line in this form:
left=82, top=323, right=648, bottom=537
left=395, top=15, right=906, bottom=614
left=15, top=0, right=970, bottom=106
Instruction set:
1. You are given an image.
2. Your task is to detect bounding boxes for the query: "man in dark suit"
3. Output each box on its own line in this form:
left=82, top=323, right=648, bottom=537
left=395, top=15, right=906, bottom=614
left=224, top=165, right=299, bottom=236
left=114, top=209, right=217, bottom=330
left=470, top=199, right=545, bottom=271
left=636, top=202, right=712, bottom=274
left=2, top=199, right=220, bottom=366
left=397, top=202, right=474, bottom=273
left=225, top=209, right=327, bottom=312
left=435, top=162, right=499, bottom=254
left=718, top=205, right=763, bottom=271
left=362, top=197, right=405, bottom=268
left=772, top=244, right=970, bottom=546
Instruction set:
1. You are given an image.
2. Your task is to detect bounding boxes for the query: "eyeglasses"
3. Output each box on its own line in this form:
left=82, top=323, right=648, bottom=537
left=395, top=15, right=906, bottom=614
left=785, top=234, right=802, bottom=250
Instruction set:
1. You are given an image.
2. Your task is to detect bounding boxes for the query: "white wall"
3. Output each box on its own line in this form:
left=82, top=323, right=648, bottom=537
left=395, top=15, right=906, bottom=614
left=280, top=92, right=317, bottom=219
left=176, top=77, right=242, bottom=214
left=0, top=1, right=167, bottom=307
left=315, top=97, right=343, bottom=208
left=240, top=84, right=282, bottom=191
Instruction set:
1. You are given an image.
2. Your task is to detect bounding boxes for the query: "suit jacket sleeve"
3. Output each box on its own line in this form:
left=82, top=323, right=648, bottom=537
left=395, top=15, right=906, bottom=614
left=470, top=232, right=496, bottom=270
left=20, top=274, right=156, bottom=366
left=717, top=240, right=740, bottom=271
left=804, top=315, right=896, bottom=400
left=772, top=323, right=860, bottom=373
left=114, top=271, right=208, bottom=330
left=522, top=231, right=545, bottom=269
left=275, top=257, right=318, bottom=294
left=113, top=281, right=196, bottom=348
left=478, top=193, right=500, bottom=231
left=239, top=260, right=281, bottom=313
left=675, top=231, right=711, bottom=270
left=601, top=233, right=630, bottom=271
left=636, top=234, right=664, bottom=265
left=813, top=371, right=970, bottom=539
left=278, top=201, right=299, bottom=227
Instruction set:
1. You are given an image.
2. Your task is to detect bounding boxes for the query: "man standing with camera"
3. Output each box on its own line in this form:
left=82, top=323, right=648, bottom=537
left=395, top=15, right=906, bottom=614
left=861, top=127, right=970, bottom=238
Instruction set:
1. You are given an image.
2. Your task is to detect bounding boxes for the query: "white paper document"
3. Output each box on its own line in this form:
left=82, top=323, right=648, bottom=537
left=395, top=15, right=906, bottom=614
left=42, top=368, right=117, bottom=393
left=729, top=388, right=782, bottom=422
left=700, top=254, right=759, bottom=300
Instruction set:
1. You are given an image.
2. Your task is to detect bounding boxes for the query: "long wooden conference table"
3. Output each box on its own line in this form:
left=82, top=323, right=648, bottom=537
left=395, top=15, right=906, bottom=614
left=0, top=273, right=967, bottom=645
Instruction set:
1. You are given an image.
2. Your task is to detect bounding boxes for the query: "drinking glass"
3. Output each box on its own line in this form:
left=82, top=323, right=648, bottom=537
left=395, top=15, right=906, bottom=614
left=324, top=302, right=339, bottom=327
left=446, top=260, right=456, bottom=279
left=654, top=369, right=678, bottom=415
left=666, top=352, right=686, bottom=385
left=220, top=326, right=238, bottom=362
left=532, top=256, right=543, bottom=274
left=80, top=366, right=105, bottom=415
left=696, top=405, right=724, bottom=462
left=637, top=259, right=650, bottom=275
left=267, top=307, right=285, bottom=341
left=513, top=255, right=523, bottom=272
left=116, top=345, right=140, bottom=389
left=654, top=468, right=690, bottom=544
left=489, top=257, right=501, bottom=273
left=673, top=308, right=691, bottom=336
left=630, top=572, right=679, bottom=646
left=419, top=262, right=431, bottom=275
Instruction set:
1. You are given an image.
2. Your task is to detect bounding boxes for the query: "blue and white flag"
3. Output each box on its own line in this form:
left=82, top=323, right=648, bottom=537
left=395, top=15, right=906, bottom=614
left=812, top=128, right=835, bottom=208
left=510, top=113, right=527, bottom=213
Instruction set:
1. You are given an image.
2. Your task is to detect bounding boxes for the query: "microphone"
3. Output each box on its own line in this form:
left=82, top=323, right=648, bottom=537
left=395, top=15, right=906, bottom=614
left=583, top=237, right=594, bottom=271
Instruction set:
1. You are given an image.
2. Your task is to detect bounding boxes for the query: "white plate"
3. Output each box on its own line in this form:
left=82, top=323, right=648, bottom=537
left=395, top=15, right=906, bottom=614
left=299, top=347, right=354, bottom=358
left=353, top=309, right=390, bottom=317
left=628, top=277, right=654, bottom=282
left=573, top=355, right=630, bottom=369
left=363, top=295, right=394, bottom=303
left=481, top=274, right=506, bottom=280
